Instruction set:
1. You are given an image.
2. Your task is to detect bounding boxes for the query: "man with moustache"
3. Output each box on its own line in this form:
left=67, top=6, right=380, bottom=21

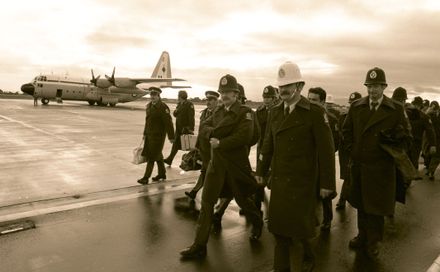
left=180, top=74, right=263, bottom=259
left=343, top=67, right=410, bottom=259
left=137, top=87, right=175, bottom=184
left=256, top=62, right=336, bottom=271
left=184, top=90, right=220, bottom=199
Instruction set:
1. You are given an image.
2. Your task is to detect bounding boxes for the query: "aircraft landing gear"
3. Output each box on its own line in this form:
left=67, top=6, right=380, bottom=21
left=88, top=101, right=96, bottom=106
left=97, top=101, right=108, bottom=107
left=41, top=98, right=49, bottom=105
left=109, top=103, right=116, bottom=107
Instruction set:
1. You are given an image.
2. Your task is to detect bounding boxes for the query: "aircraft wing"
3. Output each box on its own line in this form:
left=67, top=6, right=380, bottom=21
left=131, top=78, right=185, bottom=84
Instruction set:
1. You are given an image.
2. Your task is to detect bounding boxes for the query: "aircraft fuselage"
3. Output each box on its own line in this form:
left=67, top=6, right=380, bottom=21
left=22, top=75, right=147, bottom=106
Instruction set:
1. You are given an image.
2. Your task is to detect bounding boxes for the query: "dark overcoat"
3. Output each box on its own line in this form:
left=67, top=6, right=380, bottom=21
left=200, top=101, right=258, bottom=199
left=174, top=100, right=195, bottom=134
left=142, top=100, right=174, bottom=161
left=257, top=96, right=336, bottom=239
left=342, top=95, right=409, bottom=216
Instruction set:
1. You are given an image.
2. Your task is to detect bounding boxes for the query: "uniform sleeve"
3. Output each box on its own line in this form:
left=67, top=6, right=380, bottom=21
left=217, top=109, right=253, bottom=150
left=199, top=111, right=215, bottom=140
left=187, top=102, right=195, bottom=132
left=162, top=106, right=175, bottom=140
left=313, top=108, right=336, bottom=191
left=256, top=110, right=274, bottom=177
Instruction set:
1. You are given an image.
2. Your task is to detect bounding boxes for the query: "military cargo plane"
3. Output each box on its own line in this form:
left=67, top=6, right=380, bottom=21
left=21, top=51, right=188, bottom=106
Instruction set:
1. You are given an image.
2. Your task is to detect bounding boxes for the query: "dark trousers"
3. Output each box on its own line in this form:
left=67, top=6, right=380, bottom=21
left=165, top=132, right=181, bottom=163
left=409, top=140, right=422, bottom=169
left=322, top=198, right=333, bottom=224
left=194, top=163, right=262, bottom=246
left=357, top=209, right=384, bottom=245
left=189, top=165, right=206, bottom=195
left=143, top=159, right=166, bottom=178
left=274, top=234, right=314, bottom=271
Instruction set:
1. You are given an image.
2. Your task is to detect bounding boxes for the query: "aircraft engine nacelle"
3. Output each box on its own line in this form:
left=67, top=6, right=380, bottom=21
left=100, top=96, right=119, bottom=104
left=114, top=78, right=136, bottom=88
left=95, top=78, right=113, bottom=89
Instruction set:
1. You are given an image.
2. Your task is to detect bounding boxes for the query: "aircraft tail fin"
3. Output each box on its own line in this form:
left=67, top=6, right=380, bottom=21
left=151, top=51, right=172, bottom=79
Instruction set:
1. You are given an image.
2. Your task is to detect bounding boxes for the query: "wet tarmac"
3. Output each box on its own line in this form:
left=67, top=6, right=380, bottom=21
left=1, top=98, right=439, bottom=271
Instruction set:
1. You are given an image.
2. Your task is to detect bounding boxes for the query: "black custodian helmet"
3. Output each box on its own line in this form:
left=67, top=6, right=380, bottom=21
left=218, top=74, right=239, bottom=93
left=364, top=67, right=387, bottom=86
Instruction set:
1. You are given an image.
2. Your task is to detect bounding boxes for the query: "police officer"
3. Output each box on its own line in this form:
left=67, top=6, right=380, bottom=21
left=137, top=87, right=175, bottom=184
left=307, top=87, right=339, bottom=231
left=164, top=90, right=195, bottom=166
left=342, top=67, right=410, bottom=259
left=256, top=62, right=336, bottom=271
left=180, top=74, right=263, bottom=259
left=336, top=91, right=362, bottom=210
left=184, top=90, right=220, bottom=199
left=426, top=101, right=440, bottom=179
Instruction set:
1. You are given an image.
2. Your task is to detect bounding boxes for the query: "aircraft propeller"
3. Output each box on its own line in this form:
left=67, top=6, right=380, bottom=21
left=90, top=69, right=101, bottom=86
left=105, top=67, right=117, bottom=87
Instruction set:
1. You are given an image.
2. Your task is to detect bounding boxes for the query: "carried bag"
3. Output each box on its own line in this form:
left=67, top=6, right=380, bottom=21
left=179, top=150, right=202, bottom=171
left=132, top=139, right=147, bottom=165
left=180, top=134, right=198, bottom=151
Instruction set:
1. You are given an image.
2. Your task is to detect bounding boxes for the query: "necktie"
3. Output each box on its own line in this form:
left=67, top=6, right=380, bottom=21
left=371, top=101, right=378, bottom=112
left=284, top=106, right=290, bottom=117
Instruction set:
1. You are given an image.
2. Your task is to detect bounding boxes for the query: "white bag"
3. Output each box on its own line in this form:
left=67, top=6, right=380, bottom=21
left=132, top=140, right=147, bottom=165
left=180, top=134, right=198, bottom=151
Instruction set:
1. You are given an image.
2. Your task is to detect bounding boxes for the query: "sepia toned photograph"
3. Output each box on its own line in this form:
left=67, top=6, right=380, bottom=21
left=0, top=1, right=439, bottom=271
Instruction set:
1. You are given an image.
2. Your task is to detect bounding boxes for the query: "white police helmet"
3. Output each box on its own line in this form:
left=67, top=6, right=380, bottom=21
left=276, top=61, right=304, bottom=87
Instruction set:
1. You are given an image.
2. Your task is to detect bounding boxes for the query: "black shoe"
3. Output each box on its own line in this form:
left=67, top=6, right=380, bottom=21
left=137, top=177, right=149, bottom=185
left=163, top=158, right=172, bottom=166
left=152, top=175, right=166, bottom=182
left=185, top=191, right=197, bottom=200
left=180, top=244, right=207, bottom=259
left=249, top=219, right=263, bottom=241
left=320, top=222, right=331, bottom=231
left=349, top=235, right=365, bottom=249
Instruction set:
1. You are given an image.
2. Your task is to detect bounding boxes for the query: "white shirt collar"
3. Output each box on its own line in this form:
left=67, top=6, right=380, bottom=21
left=284, top=100, right=299, bottom=114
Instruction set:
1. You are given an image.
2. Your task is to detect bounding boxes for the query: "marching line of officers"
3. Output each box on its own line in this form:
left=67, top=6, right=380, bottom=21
left=137, top=61, right=439, bottom=271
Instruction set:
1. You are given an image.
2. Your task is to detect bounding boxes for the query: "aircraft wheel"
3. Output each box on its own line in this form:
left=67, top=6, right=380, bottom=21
left=109, top=103, right=116, bottom=107
left=88, top=101, right=96, bottom=106
left=41, top=98, right=49, bottom=105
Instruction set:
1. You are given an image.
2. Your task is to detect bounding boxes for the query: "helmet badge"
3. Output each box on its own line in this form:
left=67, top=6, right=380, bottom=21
left=221, top=77, right=228, bottom=86
left=369, top=71, right=377, bottom=79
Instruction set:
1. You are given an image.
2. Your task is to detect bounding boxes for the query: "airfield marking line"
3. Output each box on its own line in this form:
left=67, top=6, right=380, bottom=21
left=0, top=181, right=194, bottom=224
left=0, top=114, right=72, bottom=143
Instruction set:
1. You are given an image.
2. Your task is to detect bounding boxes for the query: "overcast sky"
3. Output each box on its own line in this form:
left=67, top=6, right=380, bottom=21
left=1, top=0, right=439, bottom=102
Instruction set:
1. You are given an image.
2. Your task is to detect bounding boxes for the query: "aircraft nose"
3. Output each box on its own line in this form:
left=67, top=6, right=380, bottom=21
left=21, top=83, right=35, bottom=95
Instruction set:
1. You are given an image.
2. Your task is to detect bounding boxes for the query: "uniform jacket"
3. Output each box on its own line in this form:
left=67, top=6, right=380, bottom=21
left=257, top=96, right=336, bottom=239
left=256, top=105, right=270, bottom=154
left=173, top=100, right=195, bottom=134
left=200, top=101, right=257, bottom=198
left=142, top=100, right=174, bottom=161
left=342, top=95, right=409, bottom=215
left=197, top=107, right=215, bottom=165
